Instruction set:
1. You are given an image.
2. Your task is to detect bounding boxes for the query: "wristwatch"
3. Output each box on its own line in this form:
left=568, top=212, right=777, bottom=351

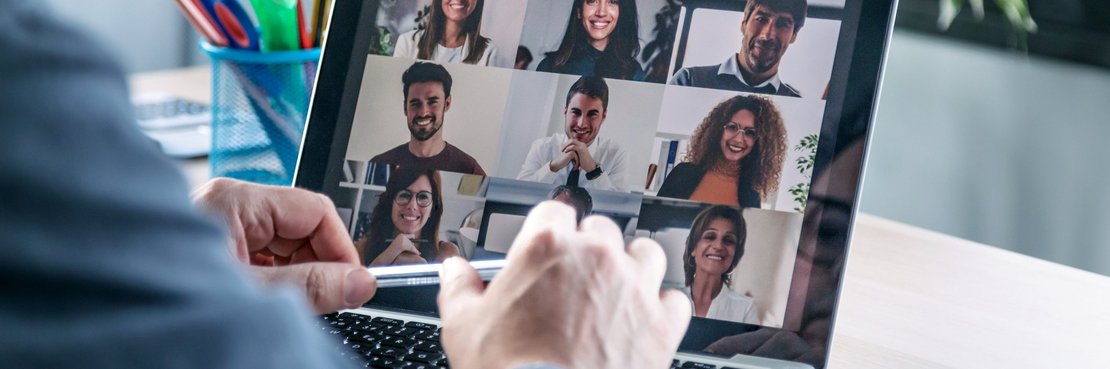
left=585, top=165, right=603, bottom=180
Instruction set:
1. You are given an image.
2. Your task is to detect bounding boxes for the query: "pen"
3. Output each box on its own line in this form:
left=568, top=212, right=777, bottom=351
left=174, top=0, right=229, bottom=47
left=382, top=238, right=431, bottom=245
left=368, top=259, right=506, bottom=288
left=296, top=0, right=313, bottom=49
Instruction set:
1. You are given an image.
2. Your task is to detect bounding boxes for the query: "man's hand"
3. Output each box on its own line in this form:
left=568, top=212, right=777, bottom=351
left=437, top=202, right=691, bottom=369
left=549, top=150, right=578, bottom=173
left=192, top=178, right=376, bottom=313
left=562, top=140, right=597, bottom=172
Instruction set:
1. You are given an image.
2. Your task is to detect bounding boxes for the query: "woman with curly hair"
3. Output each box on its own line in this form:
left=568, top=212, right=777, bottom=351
left=393, top=0, right=499, bottom=66
left=355, top=166, right=461, bottom=266
left=682, top=205, right=757, bottom=324
left=536, top=0, right=645, bottom=81
left=658, top=95, right=787, bottom=208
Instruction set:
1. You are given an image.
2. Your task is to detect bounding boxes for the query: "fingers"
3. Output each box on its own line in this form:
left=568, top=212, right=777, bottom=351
left=660, top=289, right=693, bottom=341
left=627, top=237, right=667, bottom=292
left=193, top=178, right=358, bottom=265
left=269, top=191, right=358, bottom=264
left=252, top=263, right=377, bottom=314
left=437, top=257, right=484, bottom=319
left=578, top=215, right=625, bottom=252
left=507, top=201, right=577, bottom=260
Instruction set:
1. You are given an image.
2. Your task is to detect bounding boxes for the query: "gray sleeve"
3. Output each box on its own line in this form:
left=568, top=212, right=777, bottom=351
left=0, top=2, right=354, bottom=368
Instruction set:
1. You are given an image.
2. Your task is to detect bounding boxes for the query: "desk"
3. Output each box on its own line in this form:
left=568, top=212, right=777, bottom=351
left=131, top=68, right=1110, bottom=369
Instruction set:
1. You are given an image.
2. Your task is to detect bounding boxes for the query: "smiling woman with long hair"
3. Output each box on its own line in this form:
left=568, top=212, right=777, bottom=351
left=355, top=166, right=461, bottom=266
left=393, top=0, right=498, bottom=66
left=658, top=95, right=787, bottom=208
left=536, top=0, right=644, bottom=81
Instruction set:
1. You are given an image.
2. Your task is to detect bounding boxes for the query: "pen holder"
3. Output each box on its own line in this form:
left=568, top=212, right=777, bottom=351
left=201, top=42, right=321, bottom=186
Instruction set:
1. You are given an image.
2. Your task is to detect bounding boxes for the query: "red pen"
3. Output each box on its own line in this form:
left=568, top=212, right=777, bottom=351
left=173, top=0, right=229, bottom=47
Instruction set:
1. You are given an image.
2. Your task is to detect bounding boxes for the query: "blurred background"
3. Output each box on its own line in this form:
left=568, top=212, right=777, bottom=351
left=46, top=0, right=1110, bottom=276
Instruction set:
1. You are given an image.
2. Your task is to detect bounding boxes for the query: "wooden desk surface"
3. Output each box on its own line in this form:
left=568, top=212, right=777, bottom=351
left=131, top=68, right=1110, bottom=369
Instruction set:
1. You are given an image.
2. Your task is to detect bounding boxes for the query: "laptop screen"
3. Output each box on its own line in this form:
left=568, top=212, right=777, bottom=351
left=299, top=0, right=894, bottom=367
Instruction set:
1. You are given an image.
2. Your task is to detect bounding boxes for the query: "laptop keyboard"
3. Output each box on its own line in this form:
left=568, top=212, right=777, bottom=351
left=320, top=312, right=741, bottom=369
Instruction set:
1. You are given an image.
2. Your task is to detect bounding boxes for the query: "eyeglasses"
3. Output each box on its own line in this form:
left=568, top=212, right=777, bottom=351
left=723, top=122, right=758, bottom=140
left=395, top=189, right=433, bottom=207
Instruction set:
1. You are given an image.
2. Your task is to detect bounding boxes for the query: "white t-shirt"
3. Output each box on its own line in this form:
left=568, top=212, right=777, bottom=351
left=683, top=286, right=760, bottom=325
left=393, top=29, right=499, bottom=66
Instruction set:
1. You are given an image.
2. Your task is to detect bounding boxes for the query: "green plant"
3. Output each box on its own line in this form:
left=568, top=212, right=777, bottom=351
left=938, top=0, right=1037, bottom=48
left=789, top=134, right=818, bottom=212
left=368, top=27, right=393, bottom=56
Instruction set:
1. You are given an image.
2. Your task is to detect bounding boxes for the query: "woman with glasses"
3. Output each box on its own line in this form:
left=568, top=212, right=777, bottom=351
left=536, top=0, right=645, bottom=81
left=393, top=0, right=499, bottom=66
left=356, top=166, right=461, bottom=266
left=657, top=95, right=787, bottom=208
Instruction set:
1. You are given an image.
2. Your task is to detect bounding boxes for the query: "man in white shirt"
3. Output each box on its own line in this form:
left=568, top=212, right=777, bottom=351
left=517, top=76, right=630, bottom=192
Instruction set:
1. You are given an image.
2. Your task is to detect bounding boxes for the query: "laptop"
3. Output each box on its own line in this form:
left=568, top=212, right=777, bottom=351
left=295, top=0, right=896, bottom=368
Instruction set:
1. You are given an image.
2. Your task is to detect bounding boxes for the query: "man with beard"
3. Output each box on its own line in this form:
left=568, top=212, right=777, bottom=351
left=517, top=76, right=629, bottom=193
left=370, top=62, right=486, bottom=175
left=668, top=0, right=806, bottom=97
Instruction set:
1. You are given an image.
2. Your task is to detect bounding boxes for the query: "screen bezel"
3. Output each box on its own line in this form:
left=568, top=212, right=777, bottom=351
left=294, top=1, right=897, bottom=367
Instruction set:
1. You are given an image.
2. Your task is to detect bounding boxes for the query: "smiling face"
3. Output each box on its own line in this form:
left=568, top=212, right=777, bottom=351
left=692, top=218, right=740, bottom=277
left=441, top=0, right=477, bottom=24
left=719, top=109, right=758, bottom=163
left=391, top=175, right=434, bottom=236
left=580, top=0, right=620, bottom=51
left=564, top=93, right=606, bottom=145
left=404, top=82, right=451, bottom=142
left=739, top=5, right=798, bottom=77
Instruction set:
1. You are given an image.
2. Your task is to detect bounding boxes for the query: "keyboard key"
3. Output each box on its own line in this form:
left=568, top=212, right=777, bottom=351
left=366, top=355, right=405, bottom=369
left=385, top=327, right=420, bottom=338
left=403, top=351, right=442, bottom=364
left=348, top=332, right=383, bottom=345
left=403, top=322, right=438, bottom=330
left=381, top=336, right=416, bottom=349
left=414, top=330, right=440, bottom=341
left=412, top=340, right=442, bottom=353
left=372, top=317, right=405, bottom=326
left=681, top=362, right=717, bottom=369
left=399, top=364, right=440, bottom=369
left=346, top=342, right=375, bottom=355
left=370, top=346, right=407, bottom=359
left=340, top=312, right=369, bottom=321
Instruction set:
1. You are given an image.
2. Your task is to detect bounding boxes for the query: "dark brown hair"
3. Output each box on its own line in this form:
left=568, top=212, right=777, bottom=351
left=743, top=0, right=808, bottom=34
left=361, top=167, right=444, bottom=264
left=415, top=0, right=491, bottom=64
left=683, top=205, right=747, bottom=287
left=547, top=0, right=641, bottom=79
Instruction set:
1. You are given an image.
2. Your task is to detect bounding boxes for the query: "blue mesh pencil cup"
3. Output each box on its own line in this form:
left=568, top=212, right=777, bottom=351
left=201, top=42, right=320, bottom=186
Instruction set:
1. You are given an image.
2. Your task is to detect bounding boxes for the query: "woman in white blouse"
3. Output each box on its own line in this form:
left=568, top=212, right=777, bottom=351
left=682, top=205, right=759, bottom=324
left=393, top=0, right=499, bottom=66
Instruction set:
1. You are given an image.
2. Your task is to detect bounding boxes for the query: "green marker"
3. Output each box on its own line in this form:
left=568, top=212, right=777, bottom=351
left=250, top=0, right=300, bottom=51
